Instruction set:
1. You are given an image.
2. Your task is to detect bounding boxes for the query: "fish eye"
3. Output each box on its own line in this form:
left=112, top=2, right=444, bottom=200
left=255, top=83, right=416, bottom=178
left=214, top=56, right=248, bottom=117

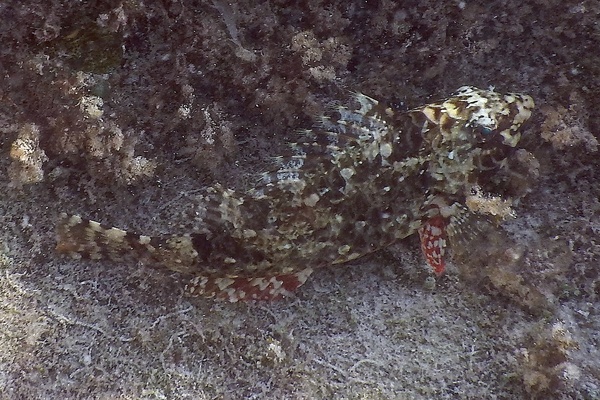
left=468, top=123, right=495, bottom=137
left=477, top=126, right=494, bottom=135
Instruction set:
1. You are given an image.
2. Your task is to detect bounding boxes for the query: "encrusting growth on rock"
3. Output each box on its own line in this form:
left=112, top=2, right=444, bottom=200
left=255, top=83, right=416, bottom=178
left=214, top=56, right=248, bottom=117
left=57, top=86, right=535, bottom=302
left=9, top=123, right=48, bottom=187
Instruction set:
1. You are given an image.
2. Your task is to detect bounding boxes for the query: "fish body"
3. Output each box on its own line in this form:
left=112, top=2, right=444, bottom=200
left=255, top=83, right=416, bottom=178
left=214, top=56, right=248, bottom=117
left=57, top=86, right=535, bottom=301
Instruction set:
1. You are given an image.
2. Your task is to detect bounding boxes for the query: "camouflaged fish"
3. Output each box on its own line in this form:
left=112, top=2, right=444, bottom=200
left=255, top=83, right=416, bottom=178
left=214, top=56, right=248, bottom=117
left=56, top=86, right=534, bottom=302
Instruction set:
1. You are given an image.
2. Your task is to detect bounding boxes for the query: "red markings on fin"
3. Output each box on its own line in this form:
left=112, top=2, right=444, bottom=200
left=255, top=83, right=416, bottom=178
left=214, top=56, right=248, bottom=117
left=418, top=216, right=447, bottom=275
left=186, top=268, right=314, bottom=302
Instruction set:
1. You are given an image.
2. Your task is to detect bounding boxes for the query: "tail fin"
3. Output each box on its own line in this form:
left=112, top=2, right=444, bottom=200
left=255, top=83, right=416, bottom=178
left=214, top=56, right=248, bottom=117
left=56, top=213, right=199, bottom=274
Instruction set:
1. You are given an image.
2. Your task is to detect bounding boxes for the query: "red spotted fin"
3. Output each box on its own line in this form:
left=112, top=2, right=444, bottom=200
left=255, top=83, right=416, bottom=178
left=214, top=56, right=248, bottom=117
left=186, top=268, right=313, bottom=302
left=418, top=215, right=448, bottom=276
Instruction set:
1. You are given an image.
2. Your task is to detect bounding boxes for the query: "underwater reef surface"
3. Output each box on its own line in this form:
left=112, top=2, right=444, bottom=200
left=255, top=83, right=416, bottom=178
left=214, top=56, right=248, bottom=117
left=0, top=1, right=598, bottom=398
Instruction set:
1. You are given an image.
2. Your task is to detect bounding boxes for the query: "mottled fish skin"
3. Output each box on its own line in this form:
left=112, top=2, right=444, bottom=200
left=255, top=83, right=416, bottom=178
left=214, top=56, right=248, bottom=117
left=56, top=86, right=535, bottom=302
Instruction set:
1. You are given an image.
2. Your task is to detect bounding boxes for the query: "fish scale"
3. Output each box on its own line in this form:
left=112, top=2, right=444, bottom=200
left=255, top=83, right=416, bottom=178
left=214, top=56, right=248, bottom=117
left=56, top=86, right=535, bottom=302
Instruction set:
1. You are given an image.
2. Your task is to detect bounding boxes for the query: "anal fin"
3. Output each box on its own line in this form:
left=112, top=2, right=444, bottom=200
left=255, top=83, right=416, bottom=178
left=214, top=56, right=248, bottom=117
left=186, top=268, right=314, bottom=302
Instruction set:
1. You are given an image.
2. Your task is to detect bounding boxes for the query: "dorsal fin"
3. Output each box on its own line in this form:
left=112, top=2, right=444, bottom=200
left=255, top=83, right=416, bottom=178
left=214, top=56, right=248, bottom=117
left=255, top=92, right=410, bottom=193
